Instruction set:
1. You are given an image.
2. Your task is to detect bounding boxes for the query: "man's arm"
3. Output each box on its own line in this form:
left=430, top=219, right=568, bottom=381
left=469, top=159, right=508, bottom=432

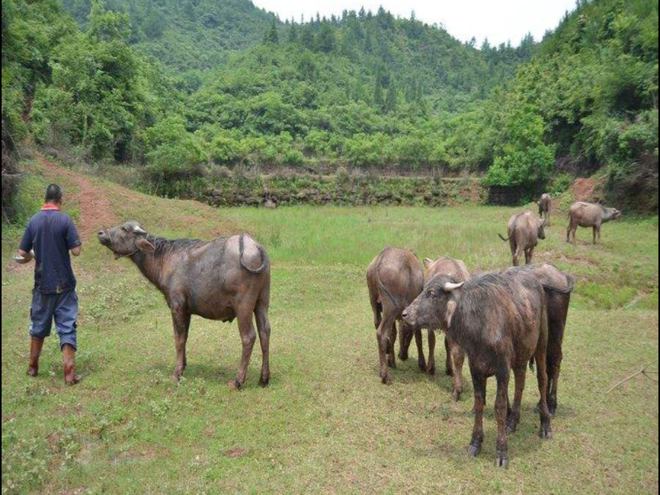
left=66, top=217, right=82, bottom=256
left=16, top=222, right=34, bottom=263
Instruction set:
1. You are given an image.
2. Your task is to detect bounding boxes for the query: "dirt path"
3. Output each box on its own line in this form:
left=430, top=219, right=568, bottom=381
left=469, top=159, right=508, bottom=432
left=37, top=154, right=118, bottom=241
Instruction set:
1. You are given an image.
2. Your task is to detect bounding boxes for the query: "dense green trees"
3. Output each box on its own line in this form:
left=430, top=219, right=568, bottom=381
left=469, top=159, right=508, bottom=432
left=2, top=0, right=657, bottom=211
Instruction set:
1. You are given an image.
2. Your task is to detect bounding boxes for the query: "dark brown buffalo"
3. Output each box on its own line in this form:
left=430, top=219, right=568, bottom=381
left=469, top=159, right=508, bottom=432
left=367, top=247, right=424, bottom=384
left=98, top=221, right=271, bottom=389
left=498, top=210, right=546, bottom=266
left=399, top=256, right=470, bottom=400
left=537, top=193, right=551, bottom=225
left=502, top=263, right=574, bottom=416
left=566, top=201, right=621, bottom=244
left=402, top=270, right=552, bottom=468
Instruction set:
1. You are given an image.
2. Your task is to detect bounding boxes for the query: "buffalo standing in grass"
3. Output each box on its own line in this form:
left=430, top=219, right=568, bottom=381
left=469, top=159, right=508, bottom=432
left=402, top=270, right=552, bottom=468
left=498, top=211, right=546, bottom=266
left=366, top=247, right=424, bottom=384
left=503, top=263, right=575, bottom=416
left=399, top=256, right=470, bottom=400
left=538, top=193, right=551, bottom=225
left=566, top=201, right=621, bottom=244
left=98, top=221, right=271, bottom=389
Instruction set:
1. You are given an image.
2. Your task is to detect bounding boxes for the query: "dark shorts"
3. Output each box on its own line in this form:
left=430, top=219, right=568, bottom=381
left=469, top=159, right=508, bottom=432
left=29, top=289, right=78, bottom=350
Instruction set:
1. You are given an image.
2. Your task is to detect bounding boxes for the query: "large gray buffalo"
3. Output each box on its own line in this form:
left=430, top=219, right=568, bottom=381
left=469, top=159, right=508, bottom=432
left=366, top=247, right=424, bottom=384
left=402, top=270, right=552, bottom=468
left=98, top=221, right=271, bottom=389
left=498, top=210, right=546, bottom=266
left=566, top=201, right=621, bottom=244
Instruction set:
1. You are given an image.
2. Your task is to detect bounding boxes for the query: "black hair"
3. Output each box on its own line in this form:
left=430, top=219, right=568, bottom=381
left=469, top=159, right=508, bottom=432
left=45, top=184, right=62, bottom=203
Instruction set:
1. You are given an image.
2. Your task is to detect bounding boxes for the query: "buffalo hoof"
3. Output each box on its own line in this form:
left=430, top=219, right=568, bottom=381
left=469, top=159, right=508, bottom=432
left=387, top=357, right=396, bottom=368
left=506, top=421, right=517, bottom=434
left=27, top=367, right=38, bottom=377
left=451, top=389, right=461, bottom=402
left=427, top=364, right=436, bottom=375
left=495, top=453, right=509, bottom=469
left=381, top=374, right=392, bottom=385
left=445, top=367, right=453, bottom=377
left=228, top=379, right=242, bottom=391
left=398, top=351, right=409, bottom=361
left=548, top=402, right=557, bottom=417
left=417, top=358, right=427, bottom=372
left=258, top=376, right=269, bottom=387
left=539, top=427, right=553, bottom=439
left=467, top=443, right=481, bottom=457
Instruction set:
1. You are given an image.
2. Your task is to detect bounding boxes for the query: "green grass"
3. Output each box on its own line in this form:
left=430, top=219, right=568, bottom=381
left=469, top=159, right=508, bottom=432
left=2, top=162, right=658, bottom=494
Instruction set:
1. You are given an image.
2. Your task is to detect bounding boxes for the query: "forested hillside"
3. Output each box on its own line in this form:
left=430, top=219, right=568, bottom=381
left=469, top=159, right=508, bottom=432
left=2, top=0, right=657, bottom=214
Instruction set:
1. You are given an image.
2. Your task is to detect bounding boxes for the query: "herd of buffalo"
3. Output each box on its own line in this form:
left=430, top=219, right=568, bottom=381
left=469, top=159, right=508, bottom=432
left=97, top=196, right=621, bottom=468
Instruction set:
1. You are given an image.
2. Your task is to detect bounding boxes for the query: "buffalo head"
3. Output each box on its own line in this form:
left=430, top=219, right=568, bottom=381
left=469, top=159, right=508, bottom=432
left=402, top=275, right=464, bottom=331
left=98, top=221, right=155, bottom=259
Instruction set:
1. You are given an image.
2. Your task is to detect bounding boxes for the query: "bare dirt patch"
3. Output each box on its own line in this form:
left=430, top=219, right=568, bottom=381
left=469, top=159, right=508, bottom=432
left=571, top=177, right=605, bottom=202
left=37, top=154, right=118, bottom=241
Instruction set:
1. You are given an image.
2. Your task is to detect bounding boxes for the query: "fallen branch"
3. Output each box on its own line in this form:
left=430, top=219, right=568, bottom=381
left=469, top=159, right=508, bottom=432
left=606, top=365, right=657, bottom=393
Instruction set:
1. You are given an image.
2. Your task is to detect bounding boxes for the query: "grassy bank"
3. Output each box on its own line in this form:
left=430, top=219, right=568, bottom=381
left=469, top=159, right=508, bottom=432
left=1, top=158, right=657, bottom=493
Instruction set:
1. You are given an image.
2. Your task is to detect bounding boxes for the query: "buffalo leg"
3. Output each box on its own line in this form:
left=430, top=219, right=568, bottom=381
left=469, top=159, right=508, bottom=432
left=426, top=329, right=436, bottom=375
left=398, top=321, right=412, bottom=361
left=171, top=309, right=191, bottom=381
left=412, top=325, right=426, bottom=371
left=444, top=334, right=452, bottom=376
left=506, top=366, right=526, bottom=433
left=494, top=367, right=510, bottom=468
left=468, top=369, right=486, bottom=457
left=255, top=300, right=271, bottom=387
left=535, top=343, right=553, bottom=439
left=448, top=338, right=465, bottom=401
left=232, top=308, right=257, bottom=389
left=387, top=321, right=397, bottom=368
left=592, top=226, right=597, bottom=244
left=376, top=314, right=396, bottom=384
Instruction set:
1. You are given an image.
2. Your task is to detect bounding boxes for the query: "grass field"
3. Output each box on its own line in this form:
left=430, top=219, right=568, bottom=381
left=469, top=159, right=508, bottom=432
left=2, top=158, right=658, bottom=494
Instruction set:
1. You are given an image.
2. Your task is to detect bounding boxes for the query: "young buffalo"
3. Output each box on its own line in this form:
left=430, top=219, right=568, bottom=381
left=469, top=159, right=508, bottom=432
left=537, top=193, right=551, bottom=225
left=98, top=221, right=271, bottom=389
left=399, top=256, right=470, bottom=400
left=566, top=201, right=621, bottom=244
left=366, top=247, right=424, bottom=384
left=498, top=210, right=546, bottom=266
left=402, top=271, right=552, bottom=468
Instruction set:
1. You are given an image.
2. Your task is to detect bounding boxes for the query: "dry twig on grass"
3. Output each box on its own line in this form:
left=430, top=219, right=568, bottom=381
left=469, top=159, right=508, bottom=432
left=606, top=365, right=658, bottom=393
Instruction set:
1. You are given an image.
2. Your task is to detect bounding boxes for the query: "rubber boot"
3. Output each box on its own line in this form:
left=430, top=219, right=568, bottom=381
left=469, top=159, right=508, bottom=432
left=27, top=337, right=44, bottom=377
left=62, top=344, right=81, bottom=385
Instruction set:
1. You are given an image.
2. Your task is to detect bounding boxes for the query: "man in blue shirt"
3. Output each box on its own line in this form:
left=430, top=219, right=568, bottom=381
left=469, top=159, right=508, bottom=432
left=16, top=184, right=82, bottom=385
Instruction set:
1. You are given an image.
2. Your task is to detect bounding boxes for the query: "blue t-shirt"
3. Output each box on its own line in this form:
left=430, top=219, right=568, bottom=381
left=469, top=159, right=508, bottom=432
left=19, top=209, right=81, bottom=294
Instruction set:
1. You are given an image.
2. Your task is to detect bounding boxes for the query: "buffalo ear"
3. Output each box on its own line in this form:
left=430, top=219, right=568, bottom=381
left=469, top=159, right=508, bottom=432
left=423, top=257, right=433, bottom=268
left=135, top=238, right=155, bottom=253
left=445, top=299, right=457, bottom=328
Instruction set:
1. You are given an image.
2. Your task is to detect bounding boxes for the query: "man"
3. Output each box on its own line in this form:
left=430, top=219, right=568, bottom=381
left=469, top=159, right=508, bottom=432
left=16, top=184, right=82, bottom=385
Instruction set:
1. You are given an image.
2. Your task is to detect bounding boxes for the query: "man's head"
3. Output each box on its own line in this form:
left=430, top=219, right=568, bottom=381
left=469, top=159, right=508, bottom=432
left=45, top=184, right=63, bottom=204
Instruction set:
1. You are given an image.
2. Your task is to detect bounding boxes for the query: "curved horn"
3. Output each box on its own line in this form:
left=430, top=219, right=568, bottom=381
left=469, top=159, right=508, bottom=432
left=133, top=225, right=147, bottom=235
left=443, top=281, right=464, bottom=292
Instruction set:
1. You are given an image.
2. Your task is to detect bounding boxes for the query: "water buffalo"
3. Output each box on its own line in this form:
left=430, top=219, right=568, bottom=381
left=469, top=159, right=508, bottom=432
left=503, top=263, right=575, bottom=416
left=399, top=256, right=470, bottom=400
left=537, top=193, right=551, bottom=225
left=366, top=247, right=424, bottom=384
left=498, top=210, right=546, bottom=266
left=566, top=201, right=621, bottom=244
left=402, top=270, right=552, bottom=468
left=98, top=221, right=271, bottom=389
